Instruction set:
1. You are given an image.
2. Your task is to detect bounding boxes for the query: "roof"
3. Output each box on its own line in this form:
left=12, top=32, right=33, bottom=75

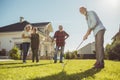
left=112, top=32, right=120, bottom=40
left=0, top=21, right=50, bottom=32
left=79, top=42, right=95, bottom=50
left=0, top=21, right=30, bottom=32
left=112, top=26, right=120, bottom=40
left=31, top=22, right=50, bottom=27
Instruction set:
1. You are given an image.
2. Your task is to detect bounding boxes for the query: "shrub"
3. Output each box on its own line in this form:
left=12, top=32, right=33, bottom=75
left=105, top=44, right=111, bottom=59
left=105, top=41, right=120, bottom=60
left=64, top=50, right=78, bottom=59
left=71, top=51, right=78, bottom=59
left=0, top=49, right=6, bottom=56
left=110, top=41, right=120, bottom=60
left=64, top=51, right=71, bottom=59
left=9, top=47, right=20, bottom=60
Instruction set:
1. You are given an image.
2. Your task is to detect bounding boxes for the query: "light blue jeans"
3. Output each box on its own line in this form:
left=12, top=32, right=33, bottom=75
left=54, top=46, right=64, bottom=61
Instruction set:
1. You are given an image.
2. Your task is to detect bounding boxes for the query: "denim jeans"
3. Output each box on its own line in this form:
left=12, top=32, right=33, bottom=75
left=54, top=46, right=64, bottom=61
left=22, top=42, right=30, bottom=62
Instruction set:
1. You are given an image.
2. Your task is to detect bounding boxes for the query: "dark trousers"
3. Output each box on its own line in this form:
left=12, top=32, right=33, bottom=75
left=22, top=42, right=30, bottom=62
left=32, top=48, right=39, bottom=62
left=95, top=29, right=105, bottom=64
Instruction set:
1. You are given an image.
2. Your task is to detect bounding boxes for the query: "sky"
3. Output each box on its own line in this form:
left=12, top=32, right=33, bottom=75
left=0, top=0, right=120, bottom=52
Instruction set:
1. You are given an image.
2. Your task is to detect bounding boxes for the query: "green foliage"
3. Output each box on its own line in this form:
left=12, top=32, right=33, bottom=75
left=105, top=40, right=120, bottom=60
left=0, top=60, right=120, bottom=80
left=64, top=50, right=78, bottom=59
left=71, top=51, right=78, bottom=59
left=9, top=47, right=20, bottom=60
left=110, top=40, right=120, bottom=60
left=105, top=44, right=111, bottom=59
left=0, top=49, right=6, bottom=56
left=64, top=51, right=71, bottom=59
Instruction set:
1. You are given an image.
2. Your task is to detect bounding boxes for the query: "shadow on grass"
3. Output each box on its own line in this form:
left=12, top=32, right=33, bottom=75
left=0, top=62, right=23, bottom=65
left=29, top=68, right=102, bottom=80
left=0, top=63, right=51, bottom=69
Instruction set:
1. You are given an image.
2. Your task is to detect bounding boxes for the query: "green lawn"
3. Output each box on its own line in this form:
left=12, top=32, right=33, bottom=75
left=0, top=60, right=120, bottom=80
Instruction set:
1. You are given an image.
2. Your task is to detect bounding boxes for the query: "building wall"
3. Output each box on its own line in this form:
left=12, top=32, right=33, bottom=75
left=77, top=42, right=95, bottom=59
left=0, top=32, right=22, bottom=51
left=78, top=42, right=95, bottom=54
left=0, top=31, right=54, bottom=58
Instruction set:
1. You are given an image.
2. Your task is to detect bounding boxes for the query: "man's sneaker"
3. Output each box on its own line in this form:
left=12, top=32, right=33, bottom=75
left=93, top=64, right=104, bottom=69
left=94, top=62, right=100, bottom=66
left=97, top=64, right=104, bottom=68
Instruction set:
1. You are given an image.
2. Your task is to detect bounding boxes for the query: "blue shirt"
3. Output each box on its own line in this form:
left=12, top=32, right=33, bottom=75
left=86, top=11, right=106, bottom=36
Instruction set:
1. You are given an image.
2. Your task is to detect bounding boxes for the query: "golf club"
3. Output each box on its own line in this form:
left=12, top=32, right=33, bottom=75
left=62, top=40, right=84, bottom=72
left=76, top=40, right=84, bottom=50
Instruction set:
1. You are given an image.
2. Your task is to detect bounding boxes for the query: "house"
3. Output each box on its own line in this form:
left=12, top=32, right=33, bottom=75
left=78, top=42, right=96, bottom=59
left=112, top=26, right=120, bottom=41
left=0, top=17, right=55, bottom=59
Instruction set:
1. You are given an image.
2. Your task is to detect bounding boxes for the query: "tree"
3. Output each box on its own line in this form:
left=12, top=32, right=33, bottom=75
left=105, top=44, right=111, bottom=59
left=105, top=40, right=120, bottom=60
left=111, top=40, right=120, bottom=60
left=64, top=50, right=71, bottom=59
left=64, top=50, right=78, bottom=59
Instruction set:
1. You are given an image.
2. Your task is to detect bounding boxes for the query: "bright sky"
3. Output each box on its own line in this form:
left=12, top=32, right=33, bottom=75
left=0, top=0, right=120, bottom=52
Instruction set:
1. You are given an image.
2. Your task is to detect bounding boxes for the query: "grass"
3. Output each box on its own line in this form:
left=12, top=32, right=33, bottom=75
left=0, top=59, right=120, bottom=80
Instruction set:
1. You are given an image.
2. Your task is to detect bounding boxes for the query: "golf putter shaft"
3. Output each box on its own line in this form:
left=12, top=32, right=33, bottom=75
left=76, top=40, right=84, bottom=50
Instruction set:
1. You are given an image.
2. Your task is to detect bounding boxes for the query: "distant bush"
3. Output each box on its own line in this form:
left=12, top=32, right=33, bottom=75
left=64, top=50, right=78, bottom=59
left=64, top=51, right=71, bottom=59
left=71, top=51, right=78, bottom=59
left=0, top=49, right=6, bottom=56
left=9, top=47, right=20, bottom=60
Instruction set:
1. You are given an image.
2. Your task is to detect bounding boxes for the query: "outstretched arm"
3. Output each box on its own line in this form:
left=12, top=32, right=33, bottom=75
left=83, top=28, right=92, bottom=40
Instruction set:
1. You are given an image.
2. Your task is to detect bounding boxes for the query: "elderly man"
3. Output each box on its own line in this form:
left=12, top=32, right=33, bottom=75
left=53, top=25, right=69, bottom=63
left=79, top=7, right=106, bottom=68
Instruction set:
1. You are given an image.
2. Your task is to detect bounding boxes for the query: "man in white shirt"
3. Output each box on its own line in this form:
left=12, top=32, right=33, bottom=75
left=79, top=7, right=106, bottom=69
